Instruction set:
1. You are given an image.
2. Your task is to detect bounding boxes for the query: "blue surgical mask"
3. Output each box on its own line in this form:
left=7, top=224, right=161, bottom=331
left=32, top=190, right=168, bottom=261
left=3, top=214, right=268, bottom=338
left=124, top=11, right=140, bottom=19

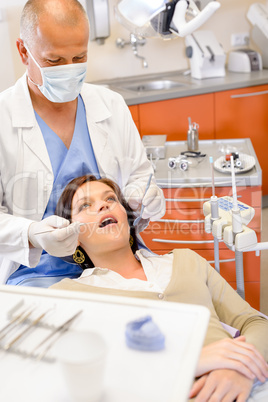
left=25, top=45, right=87, bottom=103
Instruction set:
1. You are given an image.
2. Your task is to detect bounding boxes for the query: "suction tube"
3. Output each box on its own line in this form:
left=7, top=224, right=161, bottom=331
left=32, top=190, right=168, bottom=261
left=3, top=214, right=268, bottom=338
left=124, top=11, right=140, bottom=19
left=235, top=250, right=245, bottom=299
left=209, top=156, right=220, bottom=273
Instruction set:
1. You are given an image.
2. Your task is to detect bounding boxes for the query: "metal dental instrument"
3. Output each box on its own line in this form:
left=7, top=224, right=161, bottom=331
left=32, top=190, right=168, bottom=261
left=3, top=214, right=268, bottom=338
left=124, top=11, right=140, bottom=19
left=34, top=222, right=94, bottom=235
left=4, top=309, right=51, bottom=351
left=34, top=310, right=83, bottom=361
left=0, top=307, right=35, bottom=342
left=133, top=173, right=153, bottom=227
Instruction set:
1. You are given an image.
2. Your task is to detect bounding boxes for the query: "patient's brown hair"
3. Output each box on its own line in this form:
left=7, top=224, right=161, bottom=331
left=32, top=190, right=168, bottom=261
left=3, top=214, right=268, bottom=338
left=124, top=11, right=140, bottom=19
left=55, top=175, right=139, bottom=269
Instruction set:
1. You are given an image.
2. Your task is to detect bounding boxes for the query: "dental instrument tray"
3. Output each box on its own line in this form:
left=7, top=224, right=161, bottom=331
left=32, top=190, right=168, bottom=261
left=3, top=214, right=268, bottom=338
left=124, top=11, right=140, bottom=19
left=0, top=285, right=209, bottom=402
left=213, top=153, right=255, bottom=174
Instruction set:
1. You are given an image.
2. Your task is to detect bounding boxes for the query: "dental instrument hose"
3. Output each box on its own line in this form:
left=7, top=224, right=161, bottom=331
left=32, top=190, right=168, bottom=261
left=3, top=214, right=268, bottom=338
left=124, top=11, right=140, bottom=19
left=235, top=250, right=245, bottom=299
left=209, top=157, right=220, bottom=273
left=231, top=156, right=245, bottom=299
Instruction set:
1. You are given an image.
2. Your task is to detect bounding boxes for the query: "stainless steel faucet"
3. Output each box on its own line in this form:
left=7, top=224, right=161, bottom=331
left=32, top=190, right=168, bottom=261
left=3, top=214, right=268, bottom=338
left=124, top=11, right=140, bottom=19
left=116, top=33, right=148, bottom=68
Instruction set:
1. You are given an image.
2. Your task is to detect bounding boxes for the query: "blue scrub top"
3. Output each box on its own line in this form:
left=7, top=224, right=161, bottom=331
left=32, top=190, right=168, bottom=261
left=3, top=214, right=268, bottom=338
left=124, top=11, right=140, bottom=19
left=7, top=95, right=100, bottom=286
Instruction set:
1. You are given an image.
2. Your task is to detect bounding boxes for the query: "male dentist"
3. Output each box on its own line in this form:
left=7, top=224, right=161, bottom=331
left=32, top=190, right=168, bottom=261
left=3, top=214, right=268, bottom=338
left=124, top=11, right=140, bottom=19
left=0, top=0, right=165, bottom=286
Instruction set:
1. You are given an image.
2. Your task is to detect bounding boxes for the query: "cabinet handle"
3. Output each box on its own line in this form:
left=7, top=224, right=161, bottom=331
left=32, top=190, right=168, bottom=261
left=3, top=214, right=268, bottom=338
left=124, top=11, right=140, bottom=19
left=231, top=90, right=268, bottom=99
left=152, top=239, right=215, bottom=244
left=157, top=181, right=244, bottom=188
left=208, top=258, right=235, bottom=264
left=165, top=195, right=241, bottom=202
left=165, top=198, right=210, bottom=202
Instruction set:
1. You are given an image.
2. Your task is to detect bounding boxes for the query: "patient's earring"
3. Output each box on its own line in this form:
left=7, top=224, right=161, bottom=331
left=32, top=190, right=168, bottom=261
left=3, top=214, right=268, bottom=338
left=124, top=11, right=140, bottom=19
left=73, top=247, right=86, bottom=264
left=129, top=235, right=134, bottom=247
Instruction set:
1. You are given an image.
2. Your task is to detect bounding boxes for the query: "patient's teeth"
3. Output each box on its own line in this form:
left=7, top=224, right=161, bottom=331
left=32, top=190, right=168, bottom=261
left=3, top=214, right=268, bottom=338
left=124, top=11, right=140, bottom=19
left=99, top=217, right=117, bottom=228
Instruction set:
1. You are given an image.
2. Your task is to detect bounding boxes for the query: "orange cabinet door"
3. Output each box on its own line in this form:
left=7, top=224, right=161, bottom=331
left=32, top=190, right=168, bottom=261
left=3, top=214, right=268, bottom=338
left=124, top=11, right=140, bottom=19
left=140, top=184, right=262, bottom=309
left=138, top=93, right=215, bottom=141
left=214, top=85, right=268, bottom=195
left=128, top=105, right=140, bottom=132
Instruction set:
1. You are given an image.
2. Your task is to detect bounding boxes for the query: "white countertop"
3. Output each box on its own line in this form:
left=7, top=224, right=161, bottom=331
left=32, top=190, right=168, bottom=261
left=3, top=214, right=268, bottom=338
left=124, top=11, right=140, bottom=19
left=149, top=138, right=261, bottom=188
left=91, top=69, right=268, bottom=106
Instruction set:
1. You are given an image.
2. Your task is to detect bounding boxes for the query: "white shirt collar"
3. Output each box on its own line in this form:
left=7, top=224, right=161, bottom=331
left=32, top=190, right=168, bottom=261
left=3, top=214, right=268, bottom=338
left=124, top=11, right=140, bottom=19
left=78, top=249, right=159, bottom=279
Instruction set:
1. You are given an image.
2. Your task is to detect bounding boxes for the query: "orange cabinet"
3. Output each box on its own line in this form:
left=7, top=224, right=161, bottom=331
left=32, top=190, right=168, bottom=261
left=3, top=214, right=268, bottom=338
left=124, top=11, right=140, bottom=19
left=129, top=84, right=268, bottom=194
left=137, top=93, right=215, bottom=141
left=140, top=185, right=262, bottom=310
left=214, top=84, right=268, bottom=195
left=128, top=105, right=140, bottom=132
left=127, top=85, right=266, bottom=308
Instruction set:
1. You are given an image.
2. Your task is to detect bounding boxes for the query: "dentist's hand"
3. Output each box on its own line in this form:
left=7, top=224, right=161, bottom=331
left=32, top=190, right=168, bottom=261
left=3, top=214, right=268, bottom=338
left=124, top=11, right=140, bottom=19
left=141, top=184, right=166, bottom=220
left=28, top=215, right=80, bottom=257
left=125, top=182, right=165, bottom=220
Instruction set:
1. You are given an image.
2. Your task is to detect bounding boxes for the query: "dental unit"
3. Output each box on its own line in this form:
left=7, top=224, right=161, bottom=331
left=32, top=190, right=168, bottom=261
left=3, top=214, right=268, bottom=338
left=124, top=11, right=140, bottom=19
left=203, top=154, right=268, bottom=300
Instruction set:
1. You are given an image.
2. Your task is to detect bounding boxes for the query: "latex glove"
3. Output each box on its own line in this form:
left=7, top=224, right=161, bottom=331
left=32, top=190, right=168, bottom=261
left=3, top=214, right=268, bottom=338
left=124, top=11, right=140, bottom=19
left=126, top=183, right=165, bottom=221
left=141, top=184, right=166, bottom=220
left=28, top=215, right=80, bottom=257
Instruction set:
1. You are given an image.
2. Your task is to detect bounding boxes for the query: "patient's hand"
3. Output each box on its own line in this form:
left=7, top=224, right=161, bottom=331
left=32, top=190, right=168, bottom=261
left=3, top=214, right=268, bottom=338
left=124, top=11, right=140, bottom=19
left=195, top=336, right=268, bottom=382
left=189, top=369, right=253, bottom=402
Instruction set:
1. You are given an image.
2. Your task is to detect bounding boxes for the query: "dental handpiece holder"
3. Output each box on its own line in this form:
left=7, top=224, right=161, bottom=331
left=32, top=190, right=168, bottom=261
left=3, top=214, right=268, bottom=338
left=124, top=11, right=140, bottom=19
left=203, top=154, right=263, bottom=301
left=203, top=196, right=257, bottom=251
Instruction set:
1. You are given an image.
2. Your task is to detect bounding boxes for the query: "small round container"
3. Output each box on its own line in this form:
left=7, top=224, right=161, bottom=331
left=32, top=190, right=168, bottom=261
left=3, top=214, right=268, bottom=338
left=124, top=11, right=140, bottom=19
left=187, top=127, right=199, bottom=152
left=55, top=331, right=107, bottom=402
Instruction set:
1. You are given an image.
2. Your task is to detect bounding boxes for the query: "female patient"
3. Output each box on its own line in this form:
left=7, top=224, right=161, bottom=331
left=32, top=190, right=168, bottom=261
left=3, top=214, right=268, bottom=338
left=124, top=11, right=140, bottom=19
left=52, top=174, right=268, bottom=401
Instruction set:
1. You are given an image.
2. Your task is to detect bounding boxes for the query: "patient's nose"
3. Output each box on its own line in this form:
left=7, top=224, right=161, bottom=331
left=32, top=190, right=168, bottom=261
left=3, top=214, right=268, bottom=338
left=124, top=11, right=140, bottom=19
left=96, top=200, right=110, bottom=213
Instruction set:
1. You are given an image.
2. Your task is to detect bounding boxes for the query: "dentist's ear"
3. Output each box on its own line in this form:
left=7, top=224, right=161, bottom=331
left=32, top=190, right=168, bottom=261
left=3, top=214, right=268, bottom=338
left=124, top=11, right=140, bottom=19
left=16, top=38, right=29, bottom=65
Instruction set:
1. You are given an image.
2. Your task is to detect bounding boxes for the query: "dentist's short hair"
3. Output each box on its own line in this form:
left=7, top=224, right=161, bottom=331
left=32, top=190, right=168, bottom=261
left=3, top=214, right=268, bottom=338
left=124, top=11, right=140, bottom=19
left=20, top=0, right=88, bottom=48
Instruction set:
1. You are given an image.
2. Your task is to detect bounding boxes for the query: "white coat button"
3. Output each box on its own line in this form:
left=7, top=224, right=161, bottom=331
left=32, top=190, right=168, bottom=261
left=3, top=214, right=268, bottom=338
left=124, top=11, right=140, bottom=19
left=43, top=186, right=48, bottom=192
left=158, top=293, right=164, bottom=299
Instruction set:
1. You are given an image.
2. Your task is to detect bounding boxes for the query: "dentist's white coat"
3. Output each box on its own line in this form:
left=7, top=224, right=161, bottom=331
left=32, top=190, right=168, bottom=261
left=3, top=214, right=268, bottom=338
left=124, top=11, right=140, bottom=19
left=0, top=75, right=165, bottom=283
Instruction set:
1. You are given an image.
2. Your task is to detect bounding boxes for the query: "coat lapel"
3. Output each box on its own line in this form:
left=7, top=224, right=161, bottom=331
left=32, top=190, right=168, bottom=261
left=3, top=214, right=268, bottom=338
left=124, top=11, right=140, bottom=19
left=11, top=74, right=53, bottom=172
left=81, top=85, right=114, bottom=178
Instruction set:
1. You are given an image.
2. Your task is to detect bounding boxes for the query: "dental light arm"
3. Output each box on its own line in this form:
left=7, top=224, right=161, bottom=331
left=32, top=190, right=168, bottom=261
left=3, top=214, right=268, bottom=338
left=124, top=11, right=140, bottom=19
left=170, top=0, right=220, bottom=37
left=115, top=0, right=221, bottom=38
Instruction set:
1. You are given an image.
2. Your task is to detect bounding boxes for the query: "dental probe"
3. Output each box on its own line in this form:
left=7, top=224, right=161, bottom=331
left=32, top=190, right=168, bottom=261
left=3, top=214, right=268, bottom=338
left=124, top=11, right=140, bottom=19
left=4, top=308, right=52, bottom=351
left=209, top=156, right=220, bottom=273
left=34, top=222, right=96, bottom=235
left=33, top=310, right=83, bottom=361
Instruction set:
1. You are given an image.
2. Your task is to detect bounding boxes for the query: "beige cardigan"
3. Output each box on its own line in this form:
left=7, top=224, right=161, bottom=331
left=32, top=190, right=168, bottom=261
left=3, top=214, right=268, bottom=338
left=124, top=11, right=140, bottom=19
left=51, top=248, right=268, bottom=359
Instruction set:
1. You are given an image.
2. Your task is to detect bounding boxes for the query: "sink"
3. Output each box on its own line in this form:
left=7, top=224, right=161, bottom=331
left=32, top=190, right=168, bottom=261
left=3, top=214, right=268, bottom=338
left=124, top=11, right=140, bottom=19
left=113, top=79, right=186, bottom=92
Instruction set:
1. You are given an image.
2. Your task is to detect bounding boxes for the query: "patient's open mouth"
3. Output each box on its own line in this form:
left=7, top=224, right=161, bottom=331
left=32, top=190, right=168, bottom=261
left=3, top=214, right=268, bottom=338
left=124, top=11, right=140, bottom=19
left=99, top=217, right=118, bottom=228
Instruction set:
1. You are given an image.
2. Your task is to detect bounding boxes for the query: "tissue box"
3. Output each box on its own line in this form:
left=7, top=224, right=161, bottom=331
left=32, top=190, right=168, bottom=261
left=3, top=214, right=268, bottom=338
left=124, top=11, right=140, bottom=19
left=142, top=135, right=167, bottom=159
